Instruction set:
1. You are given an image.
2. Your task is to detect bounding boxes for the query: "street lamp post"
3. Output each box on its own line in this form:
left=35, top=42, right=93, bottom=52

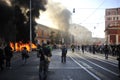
left=30, top=0, right=32, bottom=51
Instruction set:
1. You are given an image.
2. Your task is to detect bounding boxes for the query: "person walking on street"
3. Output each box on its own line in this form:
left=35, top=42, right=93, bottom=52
left=38, top=41, right=52, bottom=80
left=103, top=44, right=109, bottom=59
left=37, top=43, right=47, bottom=80
left=81, top=45, right=85, bottom=54
left=21, top=47, right=29, bottom=64
left=0, top=43, right=5, bottom=71
left=4, top=43, right=13, bottom=69
left=61, top=45, right=67, bottom=63
left=78, top=45, right=80, bottom=50
left=116, top=45, right=120, bottom=77
left=92, top=45, right=96, bottom=54
left=71, top=44, right=75, bottom=53
left=44, top=41, right=52, bottom=68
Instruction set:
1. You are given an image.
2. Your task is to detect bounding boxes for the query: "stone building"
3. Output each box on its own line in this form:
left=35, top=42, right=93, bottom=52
left=35, top=24, right=56, bottom=44
left=35, top=24, right=72, bottom=45
left=69, top=24, right=92, bottom=45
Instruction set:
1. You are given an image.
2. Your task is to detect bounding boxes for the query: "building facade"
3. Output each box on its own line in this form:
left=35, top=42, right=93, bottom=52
left=69, top=24, right=92, bottom=45
left=105, top=8, right=120, bottom=45
left=35, top=24, right=54, bottom=44
left=35, top=24, right=72, bottom=45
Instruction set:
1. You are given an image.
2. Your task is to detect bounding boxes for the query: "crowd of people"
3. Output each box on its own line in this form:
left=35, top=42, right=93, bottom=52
left=1, top=41, right=120, bottom=78
left=70, top=44, right=120, bottom=77
left=72, top=44, right=120, bottom=58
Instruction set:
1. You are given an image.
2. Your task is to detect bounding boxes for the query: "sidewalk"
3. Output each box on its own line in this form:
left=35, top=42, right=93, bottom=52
left=96, top=53, right=117, bottom=60
left=83, top=51, right=118, bottom=64
left=74, top=49, right=118, bottom=63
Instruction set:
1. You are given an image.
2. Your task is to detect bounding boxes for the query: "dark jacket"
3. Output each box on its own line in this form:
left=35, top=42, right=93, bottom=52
left=4, top=45, right=13, bottom=59
left=0, top=48, right=4, bottom=63
left=103, top=45, right=109, bottom=54
left=61, top=47, right=67, bottom=57
left=39, top=44, right=52, bottom=61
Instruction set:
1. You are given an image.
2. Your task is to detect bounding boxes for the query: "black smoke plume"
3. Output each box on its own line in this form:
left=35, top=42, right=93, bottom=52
left=0, top=0, right=47, bottom=43
left=0, top=1, right=14, bottom=42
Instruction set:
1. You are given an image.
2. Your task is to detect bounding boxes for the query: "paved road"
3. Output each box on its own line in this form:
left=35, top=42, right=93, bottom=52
left=0, top=49, right=120, bottom=80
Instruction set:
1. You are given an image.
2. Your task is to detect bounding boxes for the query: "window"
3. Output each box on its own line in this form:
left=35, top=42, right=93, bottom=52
left=107, top=17, right=111, bottom=20
left=107, top=12, right=110, bottom=15
left=113, top=17, right=115, bottom=20
left=114, top=11, right=117, bottom=15
left=116, top=17, right=119, bottom=20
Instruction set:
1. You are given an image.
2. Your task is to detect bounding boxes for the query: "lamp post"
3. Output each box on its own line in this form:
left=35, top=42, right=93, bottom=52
left=30, top=0, right=32, bottom=51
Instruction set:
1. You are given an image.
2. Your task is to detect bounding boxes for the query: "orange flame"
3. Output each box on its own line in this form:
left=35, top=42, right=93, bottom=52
left=10, top=42, right=37, bottom=52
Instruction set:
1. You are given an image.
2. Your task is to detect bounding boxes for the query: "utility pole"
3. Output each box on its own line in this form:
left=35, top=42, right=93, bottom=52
left=30, top=0, right=32, bottom=51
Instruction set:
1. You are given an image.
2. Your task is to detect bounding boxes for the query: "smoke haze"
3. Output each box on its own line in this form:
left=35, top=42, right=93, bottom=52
left=43, top=0, right=71, bottom=31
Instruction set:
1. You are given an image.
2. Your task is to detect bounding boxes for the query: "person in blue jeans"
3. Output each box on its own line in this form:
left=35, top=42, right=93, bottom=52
left=61, top=45, right=67, bottom=63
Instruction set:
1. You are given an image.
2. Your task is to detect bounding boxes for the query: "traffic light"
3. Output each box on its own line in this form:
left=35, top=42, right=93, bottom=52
left=73, top=8, right=75, bottom=13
